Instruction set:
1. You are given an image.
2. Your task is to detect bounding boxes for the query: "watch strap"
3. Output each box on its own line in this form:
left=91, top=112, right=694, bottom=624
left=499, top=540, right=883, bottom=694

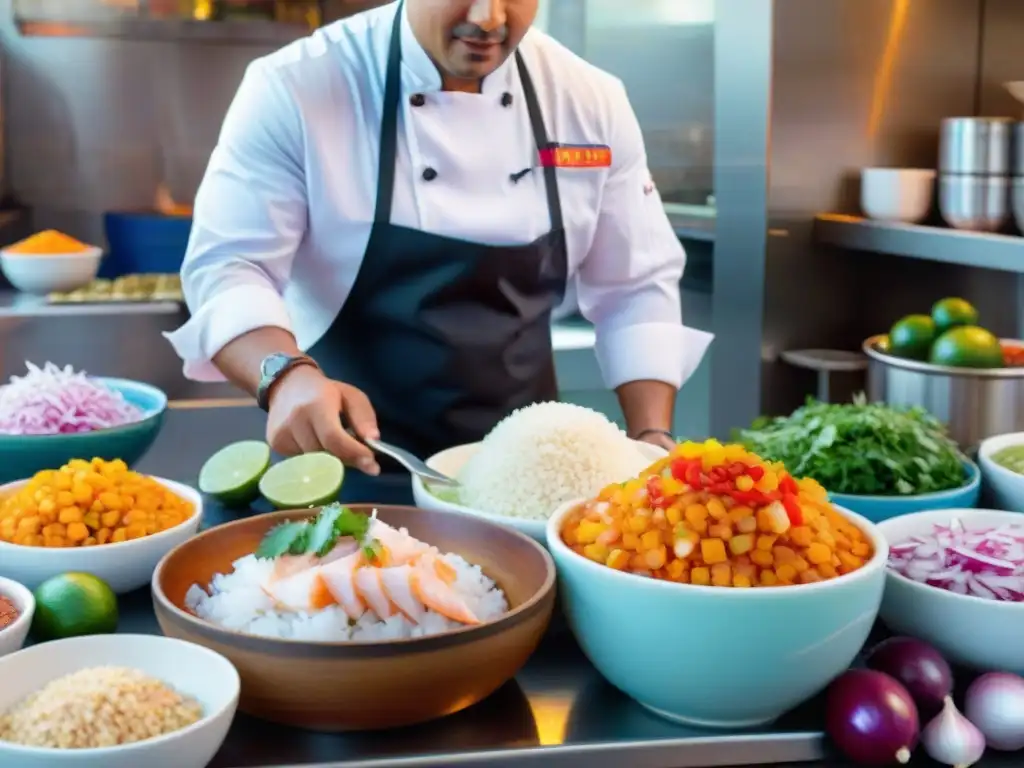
left=256, top=354, right=318, bottom=412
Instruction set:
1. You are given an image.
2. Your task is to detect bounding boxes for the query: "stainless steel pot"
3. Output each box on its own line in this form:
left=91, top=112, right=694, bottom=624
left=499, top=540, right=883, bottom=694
left=940, top=117, right=1013, bottom=175
left=938, top=174, right=1009, bottom=232
left=1014, top=177, right=1024, bottom=233
left=864, top=335, right=1024, bottom=450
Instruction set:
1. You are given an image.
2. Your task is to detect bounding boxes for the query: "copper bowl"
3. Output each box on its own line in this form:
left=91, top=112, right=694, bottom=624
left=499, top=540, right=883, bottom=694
left=152, top=505, right=556, bottom=732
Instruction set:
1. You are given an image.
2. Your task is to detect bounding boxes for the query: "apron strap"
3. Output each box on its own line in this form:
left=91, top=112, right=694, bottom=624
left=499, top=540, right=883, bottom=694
left=376, top=2, right=565, bottom=234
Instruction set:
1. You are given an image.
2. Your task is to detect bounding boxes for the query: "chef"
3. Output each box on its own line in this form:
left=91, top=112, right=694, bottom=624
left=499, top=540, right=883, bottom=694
left=166, top=0, right=712, bottom=504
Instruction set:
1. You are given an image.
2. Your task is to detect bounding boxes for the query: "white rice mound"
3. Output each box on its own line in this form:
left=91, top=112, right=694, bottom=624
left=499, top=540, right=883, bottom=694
left=185, top=551, right=508, bottom=642
left=457, top=401, right=652, bottom=521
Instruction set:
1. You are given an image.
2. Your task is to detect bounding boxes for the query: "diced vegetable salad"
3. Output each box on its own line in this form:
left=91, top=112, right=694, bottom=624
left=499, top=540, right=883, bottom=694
left=888, top=518, right=1024, bottom=602
left=0, top=458, right=194, bottom=548
left=560, top=440, right=874, bottom=588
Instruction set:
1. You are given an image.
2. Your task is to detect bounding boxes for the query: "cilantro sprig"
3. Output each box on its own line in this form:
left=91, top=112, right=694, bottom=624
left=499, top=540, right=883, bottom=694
left=736, top=395, right=967, bottom=496
left=255, top=504, right=373, bottom=560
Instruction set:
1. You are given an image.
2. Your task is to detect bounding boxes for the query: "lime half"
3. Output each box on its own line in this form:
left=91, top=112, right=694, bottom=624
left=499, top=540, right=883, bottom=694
left=259, top=452, right=345, bottom=509
left=199, top=440, right=272, bottom=507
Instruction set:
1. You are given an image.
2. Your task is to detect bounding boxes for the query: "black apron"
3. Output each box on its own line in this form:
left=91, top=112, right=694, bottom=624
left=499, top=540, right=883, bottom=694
left=309, top=5, right=568, bottom=505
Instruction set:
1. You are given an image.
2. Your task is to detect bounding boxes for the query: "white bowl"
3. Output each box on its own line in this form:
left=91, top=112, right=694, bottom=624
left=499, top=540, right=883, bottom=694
left=877, top=508, right=1024, bottom=674
left=0, top=247, right=102, bottom=295
left=860, top=168, right=936, bottom=223
left=0, top=577, right=34, bottom=658
left=0, top=633, right=239, bottom=768
left=547, top=498, right=887, bottom=727
left=411, top=440, right=668, bottom=545
left=978, top=431, right=1024, bottom=513
left=0, top=476, right=202, bottom=593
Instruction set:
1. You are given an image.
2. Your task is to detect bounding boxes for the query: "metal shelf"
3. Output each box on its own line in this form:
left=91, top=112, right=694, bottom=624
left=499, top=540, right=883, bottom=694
left=14, top=17, right=310, bottom=43
left=814, top=213, right=1024, bottom=273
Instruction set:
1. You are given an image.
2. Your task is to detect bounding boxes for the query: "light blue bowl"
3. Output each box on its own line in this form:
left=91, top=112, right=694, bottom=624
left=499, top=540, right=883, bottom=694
left=546, top=500, right=887, bottom=728
left=827, top=460, right=981, bottom=524
left=0, top=377, right=167, bottom=483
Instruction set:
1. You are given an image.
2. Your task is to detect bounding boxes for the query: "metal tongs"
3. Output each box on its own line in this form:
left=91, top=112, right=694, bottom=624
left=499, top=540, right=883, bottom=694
left=345, top=424, right=459, bottom=487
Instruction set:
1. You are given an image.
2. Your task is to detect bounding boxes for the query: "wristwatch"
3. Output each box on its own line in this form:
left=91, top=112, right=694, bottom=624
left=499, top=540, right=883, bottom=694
left=256, top=353, right=319, bottom=412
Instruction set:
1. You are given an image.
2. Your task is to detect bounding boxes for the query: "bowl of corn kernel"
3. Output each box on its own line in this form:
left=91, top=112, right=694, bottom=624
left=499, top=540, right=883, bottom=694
left=546, top=439, right=887, bottom=730
left=0, top=458, right=201, bottom=592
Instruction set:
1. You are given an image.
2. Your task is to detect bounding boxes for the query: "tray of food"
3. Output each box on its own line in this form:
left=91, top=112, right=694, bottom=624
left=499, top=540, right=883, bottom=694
left=47, top=274, right=183, bottom=304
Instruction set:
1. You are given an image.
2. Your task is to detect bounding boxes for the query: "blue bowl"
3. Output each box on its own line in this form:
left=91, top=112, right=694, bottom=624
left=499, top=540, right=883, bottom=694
left=546, top=499, right=888, bottom=728
left=827, top=459, right=981, bottom=524
left=0, top=378, right=167, bottom=483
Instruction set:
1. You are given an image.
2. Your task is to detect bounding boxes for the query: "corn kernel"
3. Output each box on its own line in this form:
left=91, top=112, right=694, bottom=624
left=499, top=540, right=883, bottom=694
left=691, top=566, right=711, bottom=585
left=700, top=537, right=727, bottom=564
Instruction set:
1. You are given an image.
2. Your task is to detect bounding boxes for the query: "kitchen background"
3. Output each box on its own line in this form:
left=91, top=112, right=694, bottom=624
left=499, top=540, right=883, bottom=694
left=0, top=0, right=1021, bottom=440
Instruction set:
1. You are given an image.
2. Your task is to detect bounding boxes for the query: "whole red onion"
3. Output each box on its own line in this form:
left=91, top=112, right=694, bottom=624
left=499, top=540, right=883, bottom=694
left=866, top=636, right=953, bottom=717
left=826, top=669, right=920, bottom=765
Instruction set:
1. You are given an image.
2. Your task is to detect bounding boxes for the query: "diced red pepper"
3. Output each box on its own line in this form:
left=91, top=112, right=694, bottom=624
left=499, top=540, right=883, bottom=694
left=646, top=476, right=666, bottom=508
left=708, top=482, right=733, bottom=495
left=728, top=462, right=747, bottom=477
left=781, top=493, right=803, bottom=526
left=779, top=474, right=799, bottom=495
left=728, top=489, right=768, bottom=506
left=709, top=467, right=728, bottom=483
left=747, top=465, right=765, bottom=481
left=684, top=464, right=703, bottom=489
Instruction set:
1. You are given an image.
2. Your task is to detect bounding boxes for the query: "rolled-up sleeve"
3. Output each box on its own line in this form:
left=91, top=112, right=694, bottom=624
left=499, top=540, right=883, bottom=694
left=576, top=80, right=690, bottom=390
left=164, top=60, right=306, bottom=381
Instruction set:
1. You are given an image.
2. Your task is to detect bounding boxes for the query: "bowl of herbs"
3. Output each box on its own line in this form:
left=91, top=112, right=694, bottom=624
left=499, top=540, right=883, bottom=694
left=736, top=396, right=980, bottom=523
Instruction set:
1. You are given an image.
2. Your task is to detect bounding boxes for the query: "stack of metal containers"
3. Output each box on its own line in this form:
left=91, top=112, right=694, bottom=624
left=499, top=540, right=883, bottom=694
left=938, top=117, right=1013, bottom=232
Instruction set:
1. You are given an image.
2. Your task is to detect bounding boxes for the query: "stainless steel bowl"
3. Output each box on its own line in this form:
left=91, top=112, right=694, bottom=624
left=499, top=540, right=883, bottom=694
left=940, top=117, right=1013, bottom=175
left=864, top=335, right=1024, bottom=450
left=1014, top=122, right=1024, bottom=177
left=938, top=174, right=1009, bottom=232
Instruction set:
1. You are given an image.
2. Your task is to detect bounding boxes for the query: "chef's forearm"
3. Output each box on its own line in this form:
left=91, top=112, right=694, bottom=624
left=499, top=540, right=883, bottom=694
left=212, top=326, right=303, bottom=395
left=615, top=380, right=677, bottom=437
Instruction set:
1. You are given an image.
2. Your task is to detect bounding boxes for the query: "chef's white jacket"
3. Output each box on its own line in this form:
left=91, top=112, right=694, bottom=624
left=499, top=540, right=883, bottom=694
left=166, top=0, right=711, bottom=390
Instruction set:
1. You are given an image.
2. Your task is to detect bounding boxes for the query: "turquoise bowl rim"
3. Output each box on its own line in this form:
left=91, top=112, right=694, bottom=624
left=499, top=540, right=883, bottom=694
left=0, top=377, right=167, bottom=441
left=827, top=458, right=980, bottom=506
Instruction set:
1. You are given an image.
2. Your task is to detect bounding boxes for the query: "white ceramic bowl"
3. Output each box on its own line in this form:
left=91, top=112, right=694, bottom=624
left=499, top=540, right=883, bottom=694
left=877, top=508, right=1024, bottom=674
left=0, top=476, right=202, bottom=593
left=547, top=499, right=887, bottom=727
left=411, top=440, right=668, bottom=545
left=0, top=247, right=102, bottom=295
left=0, top=577, right=34, bottom=658
left=978, top=432, right=1024, bottom=513
left=860, top=168, right=936, bottom=223
left=0, top=633, right=239, bottom=768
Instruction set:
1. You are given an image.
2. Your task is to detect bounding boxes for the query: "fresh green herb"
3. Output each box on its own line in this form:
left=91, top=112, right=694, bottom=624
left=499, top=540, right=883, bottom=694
left=255, top=504, right=372, bottom=560
left=736, top=395, right=967, bottom=496
left=362, top=537, right=383, bottom=562
left=255, top=521, right=311, bottom=559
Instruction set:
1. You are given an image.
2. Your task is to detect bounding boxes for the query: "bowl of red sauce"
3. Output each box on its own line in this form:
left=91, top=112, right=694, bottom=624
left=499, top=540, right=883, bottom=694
left=0, top=576, right=34, bottom=658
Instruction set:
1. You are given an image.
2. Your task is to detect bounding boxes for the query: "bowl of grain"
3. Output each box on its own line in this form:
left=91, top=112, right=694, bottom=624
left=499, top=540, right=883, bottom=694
left=0, top=633, right=239, bottom=768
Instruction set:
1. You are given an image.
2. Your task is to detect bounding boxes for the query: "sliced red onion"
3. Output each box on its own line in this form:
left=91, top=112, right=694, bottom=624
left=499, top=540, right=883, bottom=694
left=886, top=517, right=1024, bottom=602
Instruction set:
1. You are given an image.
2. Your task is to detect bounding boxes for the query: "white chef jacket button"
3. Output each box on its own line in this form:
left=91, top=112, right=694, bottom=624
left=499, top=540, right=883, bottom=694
left=410, top=93, right=426, bottom=107
left=422, top=167, right=438, bottom=182
left=501, top=92, right=513, bottom=107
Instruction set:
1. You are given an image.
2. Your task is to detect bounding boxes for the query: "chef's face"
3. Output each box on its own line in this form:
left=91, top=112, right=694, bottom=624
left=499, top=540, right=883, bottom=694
left=408, top=0, right=538, bottom=87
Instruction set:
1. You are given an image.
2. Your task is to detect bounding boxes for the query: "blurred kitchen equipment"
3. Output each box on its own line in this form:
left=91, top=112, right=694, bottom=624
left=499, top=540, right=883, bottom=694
left=0, top=247, right=102, bottom=295
left=1014, top=122, right=1024, bottom=233
left=1007, top=82, right=1024, bottom=113
left=938, top=175, right=1009, bottom=232
left=102, top=186, right=192, bottom=279
left=860, top=168, right=935, bottom=223
left=939, top=117, right=1012, bottom=175
left=1014, top=177, right=1024, bottom=234
left=864, top=334, right=1024, bottom=450
left=939, top=118, right=1013, bottom=232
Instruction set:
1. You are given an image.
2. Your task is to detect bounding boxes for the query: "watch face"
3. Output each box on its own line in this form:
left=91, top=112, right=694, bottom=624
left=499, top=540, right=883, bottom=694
left=262, top=353, right=291, bottom=379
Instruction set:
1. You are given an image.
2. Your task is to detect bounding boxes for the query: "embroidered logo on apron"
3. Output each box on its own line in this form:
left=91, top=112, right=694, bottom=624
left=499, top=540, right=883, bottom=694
left=539, top=144, right=612, bottom=169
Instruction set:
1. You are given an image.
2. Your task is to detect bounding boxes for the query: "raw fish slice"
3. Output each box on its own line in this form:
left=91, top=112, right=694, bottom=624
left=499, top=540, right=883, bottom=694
left=410, top=558, right=479, bottom=625
left=266, top=567, right=336, bottom=612
left=264, top=538, right=360, bottom=586
left=354, top=567, right=396, bottom=618
left=320, top=552, right=367, bottom=619
left=379, top=565, right=426, bottom=624
left=368, top=519, right=430, bottom=565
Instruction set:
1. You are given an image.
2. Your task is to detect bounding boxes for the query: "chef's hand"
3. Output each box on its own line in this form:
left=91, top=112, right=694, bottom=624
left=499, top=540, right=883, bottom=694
left=637, top=430, right=677, bottom=453
left=265, top=365, right=381, bottom=476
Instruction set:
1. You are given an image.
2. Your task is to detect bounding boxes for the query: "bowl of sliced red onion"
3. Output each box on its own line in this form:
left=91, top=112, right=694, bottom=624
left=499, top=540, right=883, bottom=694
left=0, top=363, right=166, bottom=483
left=879, top=509, right=1024, bottom=674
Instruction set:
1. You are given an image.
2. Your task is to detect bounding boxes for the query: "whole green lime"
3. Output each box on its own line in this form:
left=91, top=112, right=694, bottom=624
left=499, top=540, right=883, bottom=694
left=32, top=572, right=119, bottom=642
left=929, top=325, right=1004, bottom=369
left=888, top=314, right=936, bottom=360
left=932, top=297, right=979, bottom=334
